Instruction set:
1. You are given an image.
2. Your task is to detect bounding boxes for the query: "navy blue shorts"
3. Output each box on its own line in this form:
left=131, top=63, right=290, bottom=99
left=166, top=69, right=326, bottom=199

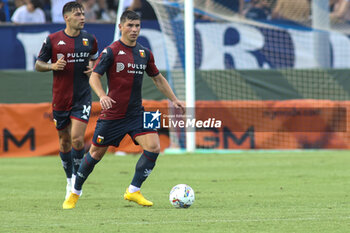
left=92, top=114, right=157, bottom=147
left=53, top=101, right=91, bottom=130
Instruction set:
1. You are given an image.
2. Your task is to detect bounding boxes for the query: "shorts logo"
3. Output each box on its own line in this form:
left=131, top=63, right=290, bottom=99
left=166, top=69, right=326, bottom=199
left=143, top=110, right=161, bottom=129
left=139, top=50, right=145, bottom=58
left=97, top=135, right=104, bottom=144
left=83, top=38, right=89, bottom=46
left=116, top=62, right=125, bottom=72
left=53, top=119, right=57, bottom=127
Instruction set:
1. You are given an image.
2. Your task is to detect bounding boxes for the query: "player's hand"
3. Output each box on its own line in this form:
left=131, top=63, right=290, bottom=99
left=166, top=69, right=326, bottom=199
left=52, top=56, right=66, bottom=71
left=173, top=99, right=185, bottom=114
left=84, top=66, right=93, bottom=77
left=100, top=95, right=116, bottom=110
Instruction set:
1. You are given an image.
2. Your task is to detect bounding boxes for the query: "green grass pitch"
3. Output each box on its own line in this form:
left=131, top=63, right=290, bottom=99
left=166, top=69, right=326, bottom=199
left=1, top=151, right=350, bottom=233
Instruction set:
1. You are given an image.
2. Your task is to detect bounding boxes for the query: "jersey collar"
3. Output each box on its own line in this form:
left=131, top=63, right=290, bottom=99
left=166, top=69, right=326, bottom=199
left=119, top=40, right=137, bottom=48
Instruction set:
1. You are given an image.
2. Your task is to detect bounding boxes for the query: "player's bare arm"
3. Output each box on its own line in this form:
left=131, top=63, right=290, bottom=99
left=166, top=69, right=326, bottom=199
left=151, top=73, right=185, bottom=113
left=84, top=60, right=96, bottom=77
left=35, top=56, right=67, bottom=72
left=89, top=71, right=116, bottom=110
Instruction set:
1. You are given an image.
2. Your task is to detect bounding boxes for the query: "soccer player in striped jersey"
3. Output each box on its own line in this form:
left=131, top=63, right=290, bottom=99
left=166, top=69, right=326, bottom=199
left=63, top=10, right=184, bottom=209
left=35, top=1, right=98, bottom=201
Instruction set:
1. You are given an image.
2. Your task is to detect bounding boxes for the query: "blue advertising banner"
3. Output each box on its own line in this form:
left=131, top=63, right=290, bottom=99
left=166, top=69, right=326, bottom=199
left=0, top=21, right=161, bottom=70
left=1, top=21, right=350, bottom=70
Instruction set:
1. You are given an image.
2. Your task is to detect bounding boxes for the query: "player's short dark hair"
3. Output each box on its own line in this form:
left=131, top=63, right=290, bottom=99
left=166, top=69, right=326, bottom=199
left=62, top=1, right=84, bottom=16
left=120, top=10, right=141, bottom=23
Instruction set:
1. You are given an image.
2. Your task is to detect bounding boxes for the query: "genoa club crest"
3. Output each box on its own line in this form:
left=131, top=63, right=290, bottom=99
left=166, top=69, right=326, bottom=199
left=139, top=50, right=145, bottom=58
left=82, top=38, right=89, bottom=46
left=97, top=135, right=104, bottom=144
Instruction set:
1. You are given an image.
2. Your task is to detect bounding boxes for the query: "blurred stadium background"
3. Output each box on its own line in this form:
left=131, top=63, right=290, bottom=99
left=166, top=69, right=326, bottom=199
left=1, top=0, right=350, bottom=157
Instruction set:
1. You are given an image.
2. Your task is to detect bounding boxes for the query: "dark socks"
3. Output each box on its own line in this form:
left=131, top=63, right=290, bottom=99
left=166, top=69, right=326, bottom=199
left=74, top=152, right=100, bottom=191
left=71, top=147, right=85, bottom=176
left=59, top=151, right=72, bottom=179
left=131, top=150, right=159, bottom=188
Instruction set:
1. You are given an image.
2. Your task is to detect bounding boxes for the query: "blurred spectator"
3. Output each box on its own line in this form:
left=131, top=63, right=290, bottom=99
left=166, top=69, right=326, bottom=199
left=244, top=0, right=271, bottom=20
left=106, top=0, right=118, bottom=11
left=201, top=0, right=244, bottom=21
left=96, top=0, right=111, bottom=21
left=0, top=0, right=6, bottom=22
left=218, top=0, right=244, bottom=14
left=11, top=0, right=46, bottom=23
left=9, top=0, right=25, bottom=17
left=206, top=0, right=245, bottom=15
left=51, top=0, right=71, bottom=23
left=330, top=0, right=350, bottom=23
left=127, top=0, right=157, bottom=20
left=271, top=0, right=310, bottom=22
left=105, top=0, right=119, bottom=20
left=81, top=0, right=97, bottom=22
left=122, top=0, right=133, bottom=10
left=41, top=0, right=51, bottom=21
left=105, top=0, right=133, bottom=17
left=127, top=0, right=141, bottom=11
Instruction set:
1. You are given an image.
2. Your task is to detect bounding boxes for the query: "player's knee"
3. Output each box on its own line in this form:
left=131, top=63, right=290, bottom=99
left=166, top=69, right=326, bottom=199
left=72, top=136, right=84, bottom=150
left=59, top=139, right=71, bottom=152
left=89, top=146, right=106, bottom=160
left=146, top=143, right=160, bottom=154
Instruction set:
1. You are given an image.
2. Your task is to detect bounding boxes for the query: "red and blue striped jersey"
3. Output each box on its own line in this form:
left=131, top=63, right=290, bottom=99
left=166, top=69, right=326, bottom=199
left=93, top=40, right=159, bottom=120
left=37, top=30, right=98, bottom=111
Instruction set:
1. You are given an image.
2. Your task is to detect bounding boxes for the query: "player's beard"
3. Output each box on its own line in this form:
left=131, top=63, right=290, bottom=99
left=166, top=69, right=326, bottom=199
left=129, top=33, right=139, bottom=42
left=77, top=22, right=85, bottom=30
left=68, top=21, right=84, bottom=32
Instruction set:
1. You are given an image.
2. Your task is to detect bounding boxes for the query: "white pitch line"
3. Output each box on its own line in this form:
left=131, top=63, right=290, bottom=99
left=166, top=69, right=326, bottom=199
left=104, top=216, right=350, bottom=225
left=3, top=216, right=350, bottom=229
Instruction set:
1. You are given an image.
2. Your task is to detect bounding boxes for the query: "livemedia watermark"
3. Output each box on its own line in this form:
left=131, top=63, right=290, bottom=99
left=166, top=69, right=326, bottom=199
left=143, top=109, right=222, bottom=130
left=142, top=107, right=346, bottom=132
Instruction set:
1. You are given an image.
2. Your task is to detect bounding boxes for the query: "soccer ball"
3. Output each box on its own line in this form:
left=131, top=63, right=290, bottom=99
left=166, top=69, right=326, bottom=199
left=169, top=184, right=195, bottom=208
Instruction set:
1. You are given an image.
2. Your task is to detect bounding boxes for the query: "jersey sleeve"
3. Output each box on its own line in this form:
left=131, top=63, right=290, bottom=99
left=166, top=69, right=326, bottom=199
left=37, top=36, right=52, bottom=62
left=145, top=50, right=159, bottom=77
left=90, top=35, right=99, bottom=61
left=11, top=8, right=21, bottom=23
left=93, top=47, right=114, bottom=75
